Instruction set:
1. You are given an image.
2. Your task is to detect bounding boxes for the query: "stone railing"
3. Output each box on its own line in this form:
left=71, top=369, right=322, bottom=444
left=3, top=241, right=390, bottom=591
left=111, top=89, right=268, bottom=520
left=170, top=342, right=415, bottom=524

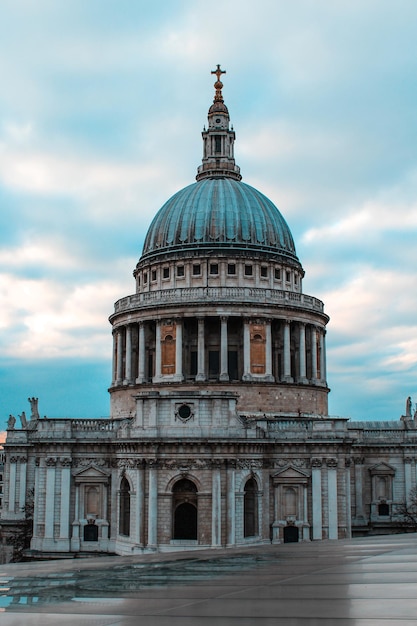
left=113, top=287, right=325, bottom=314
left=25, top=418, right=116, bottom=440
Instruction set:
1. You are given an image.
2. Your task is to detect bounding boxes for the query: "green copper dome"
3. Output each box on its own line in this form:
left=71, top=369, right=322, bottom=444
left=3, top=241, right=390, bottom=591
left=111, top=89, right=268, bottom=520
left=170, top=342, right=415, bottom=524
left=140, top=67, right=301, bottom=268
left=141, top=178, right=299, bottom=264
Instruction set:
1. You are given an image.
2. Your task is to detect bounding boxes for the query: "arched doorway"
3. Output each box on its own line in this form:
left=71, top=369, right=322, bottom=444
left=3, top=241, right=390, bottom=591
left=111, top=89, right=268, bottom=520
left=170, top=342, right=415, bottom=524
left=172, top=478, right=198, bottom=540
left=283, top=525, right=299, bottom=543
left=244, top=477, right=258, bottom=537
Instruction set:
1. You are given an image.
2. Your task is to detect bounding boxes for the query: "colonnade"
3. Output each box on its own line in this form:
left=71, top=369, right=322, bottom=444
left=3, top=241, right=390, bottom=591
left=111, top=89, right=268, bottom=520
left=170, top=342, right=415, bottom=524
left=111, top=316, right=327, bottom=387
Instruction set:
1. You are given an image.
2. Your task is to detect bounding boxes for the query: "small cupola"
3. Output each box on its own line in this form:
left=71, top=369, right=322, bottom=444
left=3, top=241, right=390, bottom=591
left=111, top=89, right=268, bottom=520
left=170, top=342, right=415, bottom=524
left=196, top=65, right=242, bottom=182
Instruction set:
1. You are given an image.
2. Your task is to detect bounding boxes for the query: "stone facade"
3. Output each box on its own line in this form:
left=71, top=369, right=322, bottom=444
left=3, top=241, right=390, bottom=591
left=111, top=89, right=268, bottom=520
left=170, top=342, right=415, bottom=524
left=1, top=68, right=416, bottom=559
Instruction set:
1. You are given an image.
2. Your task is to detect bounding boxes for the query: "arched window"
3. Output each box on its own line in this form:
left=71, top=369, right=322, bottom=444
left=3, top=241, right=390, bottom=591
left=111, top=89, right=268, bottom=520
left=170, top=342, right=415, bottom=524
left=86, top=486, right=99, bottom=517
left=119, top=476, right=131, bottom=536
left=172, top=479, right=198, bottom=540
left=284, top=487, right=297, bottom=517
left=244, top=478, right=258, bottom=538
left=377, top=476, right=387, bottom=499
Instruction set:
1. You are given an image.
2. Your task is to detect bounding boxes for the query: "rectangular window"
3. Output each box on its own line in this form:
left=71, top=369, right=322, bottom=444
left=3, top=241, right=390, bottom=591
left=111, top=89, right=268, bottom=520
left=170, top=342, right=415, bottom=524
left=210, top=263, right=219, bottom=275
left=193, top=264, right=201, bottom=276
left=244, top=265, right=253, bottom=276
left=144, top=272, right=148, bottom=284
left=286, top=271, right=291, bottom=282
left=294, top=274, right=298, bottom=285
left=177, top=265, right=184, bottom=277
left=163, top=267, right=170, bottom=279
left=261, top=266, right=268, bottom=278
left=209, top=350, right=220, bottom=377
left=274, top=268, right=281, bottom=280
left=215, top=135, right=221, bottom=153
left=190, top=351, right=197, bottom=376
left=151, top=270, right=157, bottom=282
left=227, top=263, right=236, bottom=275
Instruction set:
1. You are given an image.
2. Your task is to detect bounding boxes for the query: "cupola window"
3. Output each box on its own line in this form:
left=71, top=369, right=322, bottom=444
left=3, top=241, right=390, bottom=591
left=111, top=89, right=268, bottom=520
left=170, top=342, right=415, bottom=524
left=227, top=263, right=236, bottom=275
left=244, top=265, right=253, bottom=276
left=274, top=268, right=281, bottom=280
left=261, top=266, right=268, bottom=278
left=151, top=270, right=157, bottom=282
left=286, top=271, right=291, bottom=283
left=210, top=263, right=219, bottom=275
left=177, top=265, right=184, bottom=277
left=163, top=267, right=170, bottom=279
left=193, top=264, right=201, bottom=276
left=214, top=135, right=221, bottom=153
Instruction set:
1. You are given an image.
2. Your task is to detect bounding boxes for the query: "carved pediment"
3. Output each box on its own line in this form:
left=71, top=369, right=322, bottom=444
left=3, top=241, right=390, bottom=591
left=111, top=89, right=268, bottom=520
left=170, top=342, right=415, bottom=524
left=369, top=462, right=396, bottom=476
left=73, top=465, right=110, bottom=483
left=272, top=464, right=310, bottom=483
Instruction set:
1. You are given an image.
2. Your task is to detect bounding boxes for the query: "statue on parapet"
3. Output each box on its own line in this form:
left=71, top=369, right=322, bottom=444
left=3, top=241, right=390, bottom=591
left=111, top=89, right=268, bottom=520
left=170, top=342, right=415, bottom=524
left=28, top=397, right=40, bottom=420
left=7, top=414, right=16, bottom=429
left=406, top=396, right=412, bottom=417
left=19, top=411, right=27, bottom=428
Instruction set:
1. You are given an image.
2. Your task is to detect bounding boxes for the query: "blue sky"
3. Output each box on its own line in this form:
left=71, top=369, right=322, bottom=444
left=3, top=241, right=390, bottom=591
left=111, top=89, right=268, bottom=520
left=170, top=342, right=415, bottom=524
left=1, top=0, right=417, bottom=432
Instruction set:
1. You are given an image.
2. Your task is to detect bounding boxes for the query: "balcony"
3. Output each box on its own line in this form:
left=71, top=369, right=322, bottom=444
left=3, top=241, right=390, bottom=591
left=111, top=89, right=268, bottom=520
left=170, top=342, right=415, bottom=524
left=113, top=287, right=325, bottom=315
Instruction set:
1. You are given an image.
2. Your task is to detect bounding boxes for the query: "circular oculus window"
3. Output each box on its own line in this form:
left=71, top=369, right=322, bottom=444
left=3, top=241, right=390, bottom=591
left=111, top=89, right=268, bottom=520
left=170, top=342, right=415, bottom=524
left=178, top=404, right=192, bottom=421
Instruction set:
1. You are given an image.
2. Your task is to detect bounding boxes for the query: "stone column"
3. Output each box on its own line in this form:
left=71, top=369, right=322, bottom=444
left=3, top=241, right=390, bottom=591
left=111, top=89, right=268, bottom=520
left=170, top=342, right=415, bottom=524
left=298, top=322, right=308, bottom=383
left=242, top=319, right=251, bottom=380
left=321, top=329, right=327, bottom=384
left=112, top=331, right=117, bottom=386
left=33, top=459, right=40, bottom=539
left=345, top=459, right=352, bottom=539
left=136, top=322, right=146, bottom=383
left=153, top=322, right=162, bottom=382
left=123, top=324, right=132, bottom=385
left=135, top=462, right=145, bottom=546
left=311, top=458, right=323, bottom=540
left=271, top=482, right=280, bottom=543
left=45, top=457, right=57, bottom=539
left=60, top=459, right=71, bottom=540
left=18, top=457, right=27, bottom=512
left=327, top=458, right=338, bottom=540
left=147, top=461, right=158, bottom=548
left=405, top=457, right=412, bottom=506
left=116, top=328, right=123, bottom=385
left=226, top=460, right=235, bottom=546
left=174, top=318, right=184, bottom=381
left=302, top=484, right=310, bottom=541
left=354, top=457, right=365, bottom=523
left=311, top=326, right=318, bottom=382
left=71, top=483, right=80, bottom=551
left=220, top=316, right=229, bottom=381
left=265, top=320, right=274, bottom=381
left=211, top=463, right=222, bottom=547
left=8, top=457, right=17, bottom=513
left=282, top=320, right=293, bottom=382
left=196, top=318, right=206, bottom=381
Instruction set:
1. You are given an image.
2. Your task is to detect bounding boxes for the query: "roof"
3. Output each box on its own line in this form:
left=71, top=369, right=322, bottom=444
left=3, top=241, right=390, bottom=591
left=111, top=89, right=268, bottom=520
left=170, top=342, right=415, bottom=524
left=140, top=177, right=300, bottom=264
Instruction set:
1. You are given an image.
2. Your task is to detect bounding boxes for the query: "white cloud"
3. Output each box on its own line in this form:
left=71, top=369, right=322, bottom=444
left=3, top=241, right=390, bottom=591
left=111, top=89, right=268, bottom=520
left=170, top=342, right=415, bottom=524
left=0, top=273, right=123, bottom=359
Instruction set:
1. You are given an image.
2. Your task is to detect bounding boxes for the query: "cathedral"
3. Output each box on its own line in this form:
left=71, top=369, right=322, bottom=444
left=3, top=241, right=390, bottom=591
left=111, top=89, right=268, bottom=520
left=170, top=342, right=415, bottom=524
left=1, top=67, right=417, bottom=559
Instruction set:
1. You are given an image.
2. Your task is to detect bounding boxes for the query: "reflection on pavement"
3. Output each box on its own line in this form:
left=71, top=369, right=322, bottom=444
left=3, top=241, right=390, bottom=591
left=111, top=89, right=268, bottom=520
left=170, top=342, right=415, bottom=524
left=0, top=553, right=274, bottom=610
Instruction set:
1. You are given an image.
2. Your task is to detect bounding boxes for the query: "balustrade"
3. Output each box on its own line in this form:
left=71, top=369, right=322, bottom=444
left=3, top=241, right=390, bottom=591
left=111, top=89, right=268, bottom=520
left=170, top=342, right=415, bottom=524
left=113, top=287, right=324, bottom=314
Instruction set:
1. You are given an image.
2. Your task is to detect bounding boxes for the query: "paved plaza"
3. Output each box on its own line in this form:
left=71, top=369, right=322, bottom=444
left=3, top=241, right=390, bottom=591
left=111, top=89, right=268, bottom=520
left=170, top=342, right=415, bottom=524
left=1, top=533, right=417, bottom=625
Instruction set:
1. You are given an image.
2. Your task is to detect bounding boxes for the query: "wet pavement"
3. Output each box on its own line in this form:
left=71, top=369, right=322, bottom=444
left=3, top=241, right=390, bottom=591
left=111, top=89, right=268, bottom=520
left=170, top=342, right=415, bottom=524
left=1, top=533, right=417, bottom=625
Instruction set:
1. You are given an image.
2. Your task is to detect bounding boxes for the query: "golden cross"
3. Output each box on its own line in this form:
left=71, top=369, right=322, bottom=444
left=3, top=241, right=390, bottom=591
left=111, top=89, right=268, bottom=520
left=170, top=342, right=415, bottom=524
left=211, top=64, right=226, bottom=82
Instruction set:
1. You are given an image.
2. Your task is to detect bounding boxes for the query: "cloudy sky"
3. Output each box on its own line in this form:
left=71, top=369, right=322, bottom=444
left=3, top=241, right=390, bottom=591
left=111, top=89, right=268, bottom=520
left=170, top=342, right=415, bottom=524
left=1, top=0, right=417, bottom=432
